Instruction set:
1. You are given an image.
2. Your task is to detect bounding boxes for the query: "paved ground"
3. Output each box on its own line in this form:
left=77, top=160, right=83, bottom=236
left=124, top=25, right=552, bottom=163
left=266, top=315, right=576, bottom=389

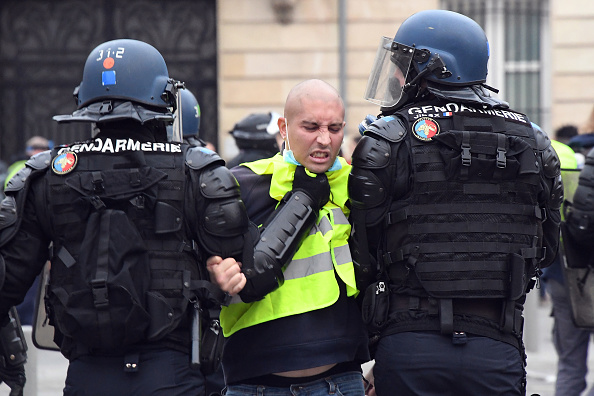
left=2, top=292, right=594, bottom=396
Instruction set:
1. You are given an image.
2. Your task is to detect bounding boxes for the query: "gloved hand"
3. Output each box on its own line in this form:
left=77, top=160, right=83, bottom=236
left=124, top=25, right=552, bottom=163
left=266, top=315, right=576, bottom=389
left=292, top=166, right=330, bottom=211
left=0, top=310, right=27, bottom=396
left=358, top=114, right=378, bottom=135
left=0, top=363, right=25, bottom=396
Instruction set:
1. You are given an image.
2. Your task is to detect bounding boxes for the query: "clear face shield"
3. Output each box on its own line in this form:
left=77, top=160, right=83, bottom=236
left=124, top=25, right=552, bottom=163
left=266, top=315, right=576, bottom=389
left=364, top=37, right=415, bottom=108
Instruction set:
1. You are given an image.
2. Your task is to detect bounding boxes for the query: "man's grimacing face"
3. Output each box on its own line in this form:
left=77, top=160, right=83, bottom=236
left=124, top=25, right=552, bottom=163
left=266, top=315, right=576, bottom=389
left=279, top=96, right=345, bottom=174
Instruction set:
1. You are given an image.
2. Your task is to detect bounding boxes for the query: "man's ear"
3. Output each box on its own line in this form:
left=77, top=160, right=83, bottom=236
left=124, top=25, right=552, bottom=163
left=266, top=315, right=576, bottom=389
left=278, top=117, right=288, bottom=140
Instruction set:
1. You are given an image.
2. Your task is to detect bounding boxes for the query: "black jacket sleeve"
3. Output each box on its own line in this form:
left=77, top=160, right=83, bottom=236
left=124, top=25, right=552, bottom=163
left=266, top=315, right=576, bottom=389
left=0, top=181, right=51, bottom=319
left=534, top=126, right=563, bottom=268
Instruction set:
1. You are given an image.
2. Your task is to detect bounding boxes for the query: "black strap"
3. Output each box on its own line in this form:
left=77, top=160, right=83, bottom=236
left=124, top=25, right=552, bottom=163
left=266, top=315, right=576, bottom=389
left=386, top=203, right=542, bottom=225
left=439, top=299, right=453, bottom=335
left=502, top=301, right=515, bottom=334
left=92, top=171, right=104, bottom=194
left=190, top=279, right=229, bottom=306
left=461, top=130, right=472, bottom=170
left=92, top=209, right=112, bottom=348
left=409, top=221, right=538, bottom=236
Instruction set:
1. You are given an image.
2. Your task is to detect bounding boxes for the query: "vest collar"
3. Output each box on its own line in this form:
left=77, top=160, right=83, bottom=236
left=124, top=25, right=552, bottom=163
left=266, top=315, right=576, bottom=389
left=244, top=154, right=351, bottom=210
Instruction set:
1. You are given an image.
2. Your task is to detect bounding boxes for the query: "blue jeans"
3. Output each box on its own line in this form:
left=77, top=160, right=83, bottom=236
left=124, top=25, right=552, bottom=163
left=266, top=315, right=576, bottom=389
left=547, top=279, right=594, bottom=396
left=223, top=371, right=365, bottom=395
left=374, top=331, right=523, bottom=396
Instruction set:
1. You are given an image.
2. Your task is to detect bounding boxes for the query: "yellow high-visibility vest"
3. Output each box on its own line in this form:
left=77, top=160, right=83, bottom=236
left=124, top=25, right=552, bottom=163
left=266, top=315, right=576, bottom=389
left=221, top=154, right=357, bottom=337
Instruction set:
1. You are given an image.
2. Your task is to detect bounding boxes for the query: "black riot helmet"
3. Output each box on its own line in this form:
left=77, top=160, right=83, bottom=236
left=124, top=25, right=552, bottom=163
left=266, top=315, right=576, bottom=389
left=76, top=39, right=175, bottom=109
left=365, top=10, right=490, bottom=109
left=166, top=87, right=201, bottom=143
left=54, top=39, right=179, bottom=132
left=230, top=112, right=281, bottom=153
left=180, top=89, right=201, bottom=138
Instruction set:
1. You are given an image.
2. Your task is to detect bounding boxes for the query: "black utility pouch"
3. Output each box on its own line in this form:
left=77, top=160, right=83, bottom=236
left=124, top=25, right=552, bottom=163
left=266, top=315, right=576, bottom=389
left=361, top=280, right=390, bottom=334
left=199, top=317, right=224, bottom=375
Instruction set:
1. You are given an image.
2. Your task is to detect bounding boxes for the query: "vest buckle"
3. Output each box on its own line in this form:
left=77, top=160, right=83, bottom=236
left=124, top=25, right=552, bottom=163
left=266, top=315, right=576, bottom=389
left=461, top=144, right=471, bottom=166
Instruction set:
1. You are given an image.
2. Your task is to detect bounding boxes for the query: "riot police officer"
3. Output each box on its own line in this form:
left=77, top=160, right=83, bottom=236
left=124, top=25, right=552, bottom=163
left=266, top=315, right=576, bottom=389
left=0, top=39, right=251, bottom=396
left=349, top=10, right=562, bottom=395
left=226, top=112, right=282, bottom=169
left=177, top=85, right=227, bottom=396
left=176, top=87, right=205, bottom=149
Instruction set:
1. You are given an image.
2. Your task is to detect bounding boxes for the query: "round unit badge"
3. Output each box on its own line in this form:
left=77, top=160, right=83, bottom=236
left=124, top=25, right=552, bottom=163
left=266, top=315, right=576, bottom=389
left=412, top=117, right=440, bottom=141
left=52, top=152, right=77, bottom=175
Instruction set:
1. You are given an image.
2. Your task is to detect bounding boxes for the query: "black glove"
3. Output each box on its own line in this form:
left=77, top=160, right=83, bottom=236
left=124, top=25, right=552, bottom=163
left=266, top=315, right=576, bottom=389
left=0, top=363, right=25, bottom=396
left=358, top=114, right=377, bottom=135
left=0, top=310, right=27, bottom=396
left=292, top=166, right=330, bottom=211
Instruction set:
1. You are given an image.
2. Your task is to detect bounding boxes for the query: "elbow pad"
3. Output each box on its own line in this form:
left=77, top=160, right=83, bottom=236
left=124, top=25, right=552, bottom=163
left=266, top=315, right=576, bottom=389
left=195, top=164, right=249, bottom=258
left=239, top=190, right=318, bottom=303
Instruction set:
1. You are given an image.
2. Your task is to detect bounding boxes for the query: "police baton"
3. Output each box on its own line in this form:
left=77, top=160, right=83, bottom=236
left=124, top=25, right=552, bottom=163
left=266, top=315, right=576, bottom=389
left=190, top=299, right=202, bottom=370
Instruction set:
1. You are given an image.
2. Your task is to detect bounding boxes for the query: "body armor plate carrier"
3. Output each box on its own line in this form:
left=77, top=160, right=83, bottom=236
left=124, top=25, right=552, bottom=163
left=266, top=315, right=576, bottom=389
left=380, top=107, right=544, bottom=334
left=44, top=144, right=217, bottom=351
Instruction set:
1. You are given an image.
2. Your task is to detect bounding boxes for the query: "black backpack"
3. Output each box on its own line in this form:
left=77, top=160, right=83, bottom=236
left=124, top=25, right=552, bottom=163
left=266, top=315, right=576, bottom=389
left=48, top=165, right=170, bottom=350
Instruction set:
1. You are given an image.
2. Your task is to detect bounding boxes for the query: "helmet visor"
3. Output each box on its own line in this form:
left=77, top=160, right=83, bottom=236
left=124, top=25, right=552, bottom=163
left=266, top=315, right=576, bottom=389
left=364, top=37, right=414, bottom=107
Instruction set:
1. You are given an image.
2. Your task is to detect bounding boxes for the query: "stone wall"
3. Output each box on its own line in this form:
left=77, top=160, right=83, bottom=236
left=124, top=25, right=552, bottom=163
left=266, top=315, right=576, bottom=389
left=217, top=0, right=594, bottom=159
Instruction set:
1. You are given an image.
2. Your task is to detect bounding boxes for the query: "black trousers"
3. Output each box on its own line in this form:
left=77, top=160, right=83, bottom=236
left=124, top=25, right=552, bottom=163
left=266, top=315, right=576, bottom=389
left=373, top=331, right=524, bottom=396
left=64, top=347, right=206, bottom=396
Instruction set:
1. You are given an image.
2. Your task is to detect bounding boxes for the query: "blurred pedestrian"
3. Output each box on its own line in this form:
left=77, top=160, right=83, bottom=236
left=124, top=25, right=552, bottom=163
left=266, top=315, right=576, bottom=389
left=3, top=136, right=52, bottom=190
left=226, top=112, right=282, bottom=169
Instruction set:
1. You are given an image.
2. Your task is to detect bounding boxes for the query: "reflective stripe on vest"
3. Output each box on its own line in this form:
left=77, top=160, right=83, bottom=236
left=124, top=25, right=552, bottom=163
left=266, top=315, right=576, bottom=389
left=221, top=155, right=356, bottom=337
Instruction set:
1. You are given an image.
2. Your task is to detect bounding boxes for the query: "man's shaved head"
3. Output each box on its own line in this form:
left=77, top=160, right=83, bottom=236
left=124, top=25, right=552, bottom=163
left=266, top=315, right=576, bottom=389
left=284, top=79, right=345, bottom=121
left=278, top=79, right=345, bottom=173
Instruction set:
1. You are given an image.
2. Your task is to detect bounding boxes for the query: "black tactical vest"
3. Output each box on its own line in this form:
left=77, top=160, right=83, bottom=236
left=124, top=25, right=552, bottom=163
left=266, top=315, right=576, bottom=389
left=383, top=103, right=545, bottom=302
left=44, top=138, right=204, bottom=351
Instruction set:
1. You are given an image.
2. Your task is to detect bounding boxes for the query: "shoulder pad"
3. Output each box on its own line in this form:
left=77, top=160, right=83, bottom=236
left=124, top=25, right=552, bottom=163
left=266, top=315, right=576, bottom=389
left=365, top=115, right=407, bottom=143
left=0, top=197, right=18, bottom=238
left=351, top=135, right=391, bottom=169
left=200, top=165, right=241, bottom=199
left=532, top=122, right=552, bottom=152
left=27, top=150, right=52, bottom=170
left=4, top=151, right=52, bottom=193
left=4, top=166, right=34, bottom=193
left=542, top=143, right=561, bottom=179
left=0, top=196, right=21, bottom=249
left=186, top=146, right=225, bottom=170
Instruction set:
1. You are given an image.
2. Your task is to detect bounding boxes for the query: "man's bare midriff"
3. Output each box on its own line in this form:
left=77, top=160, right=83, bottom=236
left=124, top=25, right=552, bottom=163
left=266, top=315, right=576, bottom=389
left=274, top=363, right=336, bottom=378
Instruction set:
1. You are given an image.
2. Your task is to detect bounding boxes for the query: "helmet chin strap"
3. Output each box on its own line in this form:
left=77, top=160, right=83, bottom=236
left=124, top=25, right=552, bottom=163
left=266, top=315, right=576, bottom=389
left=381, top=54, right=451, bottom=115
left=403, top=53, right=451, bottom=93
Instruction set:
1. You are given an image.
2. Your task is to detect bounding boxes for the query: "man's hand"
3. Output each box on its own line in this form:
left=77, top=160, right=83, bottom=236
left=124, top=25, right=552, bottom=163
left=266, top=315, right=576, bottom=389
left=292, top=166, right=330, bottom=211
left=0, top=309, right=27, bottom=396
left=0, top=364, right=25, bottom=396
left=206, top=256, right=246, bottom=296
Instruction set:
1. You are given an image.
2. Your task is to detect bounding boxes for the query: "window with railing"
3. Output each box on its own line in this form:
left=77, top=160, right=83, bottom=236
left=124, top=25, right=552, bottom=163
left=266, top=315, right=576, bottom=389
left=441, top=0, right=549, bottom=129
